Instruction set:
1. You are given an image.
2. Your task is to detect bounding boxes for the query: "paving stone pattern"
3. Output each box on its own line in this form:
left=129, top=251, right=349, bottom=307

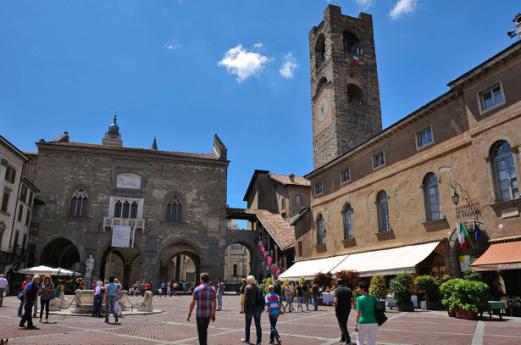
left=1, top=295, right=521, bottom=345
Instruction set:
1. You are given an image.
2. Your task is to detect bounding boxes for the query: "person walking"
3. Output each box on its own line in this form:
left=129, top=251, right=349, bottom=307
left=19, top=275, right=41, bottom=329
left=0, top=274, right=8, bottom=307
left=17, top=276, right=30, bottom=317
left=38, top=274, right=54, bottom=323
left=265, top=284, right=283, bottom=345
left=242, top=275, right=263, bottom=345
left=334, top=278, right=354, bottom=345
left=216, top=279, right=224, bottom=311
left=284, top=281, right=294, bottom=312
left=295, top=282, right=304, bottom=312
left=312, top=282, right=320, bottom=311
left=187, top=272, right=216, bottom=345
left=104, top=276, right=120, bottom=324
left=355, top=281, right=378, bottom=345
left=303, top=281, right=310, bottom=311
left=92, top=280, right=103, bottom=317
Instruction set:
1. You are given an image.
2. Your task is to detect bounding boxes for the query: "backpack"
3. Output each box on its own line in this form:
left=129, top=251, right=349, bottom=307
left=255, top=287, right=265, bottom=309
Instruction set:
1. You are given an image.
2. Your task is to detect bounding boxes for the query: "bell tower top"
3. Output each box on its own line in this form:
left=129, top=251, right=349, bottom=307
left=310, top=4, right=382, bottom=168
left=102, top=113, right=123, bottom=147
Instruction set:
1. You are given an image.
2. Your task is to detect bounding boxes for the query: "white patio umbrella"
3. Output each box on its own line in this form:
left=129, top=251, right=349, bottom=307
left=18, top=265, right=61, bottom=275
left=55, top=267, right=82, bottom=277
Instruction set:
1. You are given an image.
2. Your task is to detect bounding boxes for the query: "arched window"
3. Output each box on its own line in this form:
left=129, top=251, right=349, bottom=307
left=122, top=201, right=130, bottom=218
left=347, top=84, right=362, bottom=104
left=343, top=31, right=361, bottom=57
left=342, top=204, right=353, bottom=239
left=376, top=191, right=390, bottom=232
left=317, top=77, right=328, bottom=92
left=70, top=189, right=88, bottom=217
left=315, top=34, right=326, bottom=68
left=166, top=196, right=183, bottom=223
left=130, top=201, right=138, bottom=219
left=114, top=200, right=122, bottom=218
left=316, top=214, right=325, bottom=245
left=492, top=141, right=519, bottom=201
left=423, top=173, right=442, bottom=221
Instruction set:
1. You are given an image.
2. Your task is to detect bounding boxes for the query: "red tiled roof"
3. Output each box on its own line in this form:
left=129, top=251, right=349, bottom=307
left=269, top=173, right=310, bottom=187
left=40, top=141, right=220, bottom=161
left=253, top=209, right=296, bottom=250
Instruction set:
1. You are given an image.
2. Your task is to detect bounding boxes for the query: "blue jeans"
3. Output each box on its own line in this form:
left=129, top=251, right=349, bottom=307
left=269, top=314, right=280, bottom=341
left=217, top=294, right=223, bottom=310
left=313, top=295, right=319, bottom=310
left=244, top=308, right=262, bottom=343
left=92, top=294, right=102, bottom=317
left=105, top=296, right=117, bottom=321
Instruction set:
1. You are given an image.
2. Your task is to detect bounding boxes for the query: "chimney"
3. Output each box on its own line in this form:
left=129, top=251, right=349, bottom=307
left=289, top=173, right=295, bottom=182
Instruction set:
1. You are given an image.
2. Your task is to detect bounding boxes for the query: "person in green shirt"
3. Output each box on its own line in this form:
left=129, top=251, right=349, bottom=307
left=355, top=281, right=378, bottom=345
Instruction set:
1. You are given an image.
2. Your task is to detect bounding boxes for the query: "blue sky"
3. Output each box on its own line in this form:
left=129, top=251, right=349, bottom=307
left=1, top=0, right=519, bottom=208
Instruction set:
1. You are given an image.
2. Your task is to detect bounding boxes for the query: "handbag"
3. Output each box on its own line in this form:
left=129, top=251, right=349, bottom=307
left=373, top=296, right=388, bottom=326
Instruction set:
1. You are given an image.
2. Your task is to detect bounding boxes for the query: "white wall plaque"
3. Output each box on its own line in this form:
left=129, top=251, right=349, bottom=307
left=116, top=173, right=141, bottom=189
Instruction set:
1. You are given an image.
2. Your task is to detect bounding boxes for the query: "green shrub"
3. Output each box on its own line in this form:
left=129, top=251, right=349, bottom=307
left=414, top=275, right=439, bottom=302
left=389, top=272, right=414, bottom=306
left=439, top=278, right=489, bottom=313
left=299, top=276, right=306, bottom=286
left=369, top=274, right=387, bottom=299
left=261, top=277, right=273, bottom=294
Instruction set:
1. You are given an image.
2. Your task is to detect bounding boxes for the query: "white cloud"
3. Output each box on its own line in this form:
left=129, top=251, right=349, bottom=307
left=164, top=41, right=181, bottom=50
left=389, top=0, right=418, bottom=20
left=218, top=44, right=269, bottom=82
left=279, top=53, right=298, bottom=79
left=253, top=42, right=263, bottom=49
left=357, top=0, right=375, bottom=10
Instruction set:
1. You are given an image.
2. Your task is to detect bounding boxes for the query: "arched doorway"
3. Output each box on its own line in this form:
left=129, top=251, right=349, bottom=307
left=100, top=246, right=141, bottom=289
left=223, top=243, right=252, bottom=285
left=159, top=242, right=200, bottom=291
left=41, top=238, right=81, bottom=271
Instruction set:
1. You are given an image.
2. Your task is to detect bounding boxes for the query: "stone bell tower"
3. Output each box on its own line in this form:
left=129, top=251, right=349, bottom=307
left=310, top=5, right=382, bottom=168
left=102, top=114, right=123, bottom=147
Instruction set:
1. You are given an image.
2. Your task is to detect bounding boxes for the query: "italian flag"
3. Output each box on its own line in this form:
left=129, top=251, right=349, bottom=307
left=456, top=222, right=470, bottom=249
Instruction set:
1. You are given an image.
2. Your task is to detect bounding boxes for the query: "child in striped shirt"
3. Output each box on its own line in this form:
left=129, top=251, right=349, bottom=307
left=265, top=285, right=283, bottom=345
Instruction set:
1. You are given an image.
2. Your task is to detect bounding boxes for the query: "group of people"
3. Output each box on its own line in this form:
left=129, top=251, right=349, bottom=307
left=91, top=276, right=123, bottom=324
left=16, top=274, right=58, bottom=329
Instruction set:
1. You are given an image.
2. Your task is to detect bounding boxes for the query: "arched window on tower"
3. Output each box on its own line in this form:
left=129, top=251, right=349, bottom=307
left=347, top=84, right=363, bottom=105
left=343, top=31, right=361, bottom=57
left=315, top=34, right=326, bottom=69
left=70, top=189, right=88, bottom=217
left=166, top=196, right=183, bottom=223
left=423, top=173, right=442, bottom=221
left=316, top=214, right=325, bottom=245
left=317, top=77, right=328, bottom=92
left=342, top=204, right=353, bottom=239
left=376, top=191, right=390, bottom=232
left=491, top=140, right=519, bottom=201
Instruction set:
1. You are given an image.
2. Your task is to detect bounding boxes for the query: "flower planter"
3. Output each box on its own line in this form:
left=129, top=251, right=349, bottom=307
left=397, top=303, right=414, bottom=312
left=447, top=309, right=456, bottom=317
left=455, top=308, right=478, bottom=320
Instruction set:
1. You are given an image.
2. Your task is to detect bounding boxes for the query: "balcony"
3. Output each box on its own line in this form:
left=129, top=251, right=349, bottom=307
left=103, top=217, right=145, bottom=232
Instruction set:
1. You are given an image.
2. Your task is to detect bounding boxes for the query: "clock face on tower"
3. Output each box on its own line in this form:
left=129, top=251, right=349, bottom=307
left=317, top=97, right=329, bottom=122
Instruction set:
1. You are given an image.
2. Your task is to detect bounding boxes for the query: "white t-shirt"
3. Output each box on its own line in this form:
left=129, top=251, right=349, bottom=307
left=0, top=277, right=8, bottom=289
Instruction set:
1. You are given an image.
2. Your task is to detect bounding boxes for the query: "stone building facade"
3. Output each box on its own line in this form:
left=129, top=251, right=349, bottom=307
left=289, top=6, right=521, bottom=292
left=0, top=135, right=38, bottom=274
left=27, top=118, right=258, bottom=288
left=310, top=5, right=382, bottom=168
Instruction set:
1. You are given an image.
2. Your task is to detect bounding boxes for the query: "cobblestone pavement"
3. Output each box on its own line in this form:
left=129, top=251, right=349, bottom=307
left=1, top=295, right=521, bottom=344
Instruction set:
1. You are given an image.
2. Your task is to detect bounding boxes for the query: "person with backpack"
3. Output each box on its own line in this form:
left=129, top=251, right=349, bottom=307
left=355, top=281, right=378, bottom=345
left=265, top=284, right=283, bottom=345
left=19, top=275, right=41, bottom=329
left=241, top=275, right=263, bottom=345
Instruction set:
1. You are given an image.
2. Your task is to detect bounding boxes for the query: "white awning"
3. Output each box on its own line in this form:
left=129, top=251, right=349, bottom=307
left=279, top=255, right=347, bottom=280
left=332, top=241, right=440, bottom=277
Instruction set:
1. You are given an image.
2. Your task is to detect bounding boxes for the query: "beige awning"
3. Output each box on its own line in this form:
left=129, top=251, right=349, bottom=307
left=472, top=241, right=521, bottom=271
left=278, top=255, right=347, bottom=280
left=331, top=241, right=440, bottom=277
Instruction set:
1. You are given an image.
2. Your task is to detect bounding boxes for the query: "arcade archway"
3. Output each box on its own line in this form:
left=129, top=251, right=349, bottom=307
left=159, top=242, right=200, bottom=290
left=223, top=243, right=252, bottom=284
left=100, top=246, right=141, bottom=289
left=41, top=238, right=81, bottom=271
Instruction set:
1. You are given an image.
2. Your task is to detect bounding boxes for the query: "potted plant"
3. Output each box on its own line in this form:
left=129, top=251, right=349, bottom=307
left=369, top=274, right=387, bottom=311
left=414, top=275, right=440, bottom=310
left=389, top=272, right=414, bottom=312
left=313, top=272, right=333, bottom=290
left=440, top=278, right=489, bottom=320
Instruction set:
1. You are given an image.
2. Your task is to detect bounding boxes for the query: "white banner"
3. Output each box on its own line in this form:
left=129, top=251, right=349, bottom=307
left=112, top=225, right=133, bottom=248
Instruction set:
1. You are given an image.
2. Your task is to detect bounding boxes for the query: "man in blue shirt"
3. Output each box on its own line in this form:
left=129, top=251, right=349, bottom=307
left=104, top=276, right=120, bottom=324
left=19, top=275, right=41, bottom=329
